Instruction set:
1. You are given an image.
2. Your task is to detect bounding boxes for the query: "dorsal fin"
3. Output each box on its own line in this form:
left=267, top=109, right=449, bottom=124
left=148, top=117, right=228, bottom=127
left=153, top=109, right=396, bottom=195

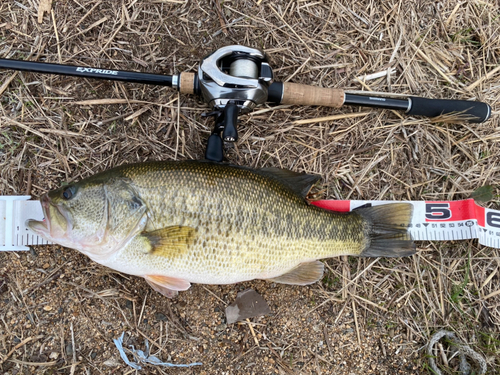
left=258, top=167, right=321, bottom=198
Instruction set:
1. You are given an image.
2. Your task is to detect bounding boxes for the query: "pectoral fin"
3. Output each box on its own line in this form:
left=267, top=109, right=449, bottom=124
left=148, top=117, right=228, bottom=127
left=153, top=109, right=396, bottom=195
left=267, top=261, right=324, bottom=285
left=144, top=275, right=191, bottom=298
left=143, top=225, right=197, bottom=258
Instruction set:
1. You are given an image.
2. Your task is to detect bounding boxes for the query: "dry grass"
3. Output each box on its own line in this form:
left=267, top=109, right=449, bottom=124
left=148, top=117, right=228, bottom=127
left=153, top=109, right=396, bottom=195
left=1, top=0, right=499, bottom=374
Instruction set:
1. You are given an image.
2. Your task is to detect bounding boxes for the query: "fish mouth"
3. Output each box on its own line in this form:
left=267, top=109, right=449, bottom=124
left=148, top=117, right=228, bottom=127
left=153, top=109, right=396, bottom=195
left=27, top=194, right=51, bottom=235
left=27, top=194, right=72, bottom=239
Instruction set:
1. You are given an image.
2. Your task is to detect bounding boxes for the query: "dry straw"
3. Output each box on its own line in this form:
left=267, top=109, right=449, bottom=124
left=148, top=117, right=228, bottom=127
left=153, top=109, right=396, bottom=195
left=0, top=0, right=499, bottom=374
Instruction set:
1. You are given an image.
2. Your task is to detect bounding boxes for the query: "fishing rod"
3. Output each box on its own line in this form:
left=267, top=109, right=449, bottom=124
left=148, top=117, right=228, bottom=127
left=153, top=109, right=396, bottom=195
left=0, top=45, right=491, bottom=161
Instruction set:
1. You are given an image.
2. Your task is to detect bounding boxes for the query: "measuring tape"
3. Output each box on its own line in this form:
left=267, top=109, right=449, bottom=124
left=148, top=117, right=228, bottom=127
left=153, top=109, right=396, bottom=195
left=0, top=196, right=52, bottom=251
left=1, top=196, right=499, bottom=251
left=312, top=199, right=500, bottom=249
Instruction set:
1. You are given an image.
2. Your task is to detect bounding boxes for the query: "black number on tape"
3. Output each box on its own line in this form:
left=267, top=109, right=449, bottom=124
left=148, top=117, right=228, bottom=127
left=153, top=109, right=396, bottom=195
left=486, top=212, right=500, bottom=228
left=425, top=203, right=451, bottom=220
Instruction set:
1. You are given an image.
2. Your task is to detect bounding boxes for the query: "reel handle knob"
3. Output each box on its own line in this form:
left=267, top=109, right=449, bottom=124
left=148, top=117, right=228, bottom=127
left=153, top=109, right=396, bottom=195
left=222, top=102, right=239, bottom=142
left=205, top=134, right=224, bottom=162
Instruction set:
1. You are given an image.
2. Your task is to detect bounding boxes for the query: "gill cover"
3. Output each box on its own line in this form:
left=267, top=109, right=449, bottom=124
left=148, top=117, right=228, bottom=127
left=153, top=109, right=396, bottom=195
left=30, top=176, right=148, bottom=260
left=86, top=177, right=148, bottom=259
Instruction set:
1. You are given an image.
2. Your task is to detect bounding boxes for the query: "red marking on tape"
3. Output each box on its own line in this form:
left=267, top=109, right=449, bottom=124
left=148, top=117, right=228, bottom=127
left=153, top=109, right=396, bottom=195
left=425, top=199, right=485, bottom=226
left=311, top=200, right=350, bottom=212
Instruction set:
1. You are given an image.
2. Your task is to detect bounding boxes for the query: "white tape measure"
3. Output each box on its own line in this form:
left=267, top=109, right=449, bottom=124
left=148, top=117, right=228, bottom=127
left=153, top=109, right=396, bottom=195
left=0, top=196, right=52, bottom=251
left=1, top=196, right=499, bottom=251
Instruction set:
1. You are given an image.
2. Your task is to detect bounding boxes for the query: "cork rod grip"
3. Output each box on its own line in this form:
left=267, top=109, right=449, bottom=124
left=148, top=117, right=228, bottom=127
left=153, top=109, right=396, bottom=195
left=280, top=82, right=345, bottom=108
left=179, top=72, right=196, bottom=95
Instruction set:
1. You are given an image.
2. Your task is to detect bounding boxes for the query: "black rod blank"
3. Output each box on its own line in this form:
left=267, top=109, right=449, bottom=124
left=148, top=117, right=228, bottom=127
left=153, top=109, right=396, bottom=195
left=0, top=58, right=174, bottom=87
left=344, top=94, right=410, bottom=111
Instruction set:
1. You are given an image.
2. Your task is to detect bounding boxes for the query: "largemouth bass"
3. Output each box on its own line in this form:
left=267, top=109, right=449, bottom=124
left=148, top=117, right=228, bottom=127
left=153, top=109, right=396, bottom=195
left=28, top=161, right=415, bottom=298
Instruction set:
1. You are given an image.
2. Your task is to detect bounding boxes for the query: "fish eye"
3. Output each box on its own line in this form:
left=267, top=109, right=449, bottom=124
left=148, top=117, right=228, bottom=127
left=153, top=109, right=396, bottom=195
left=62, top=186, right=76, bottom=200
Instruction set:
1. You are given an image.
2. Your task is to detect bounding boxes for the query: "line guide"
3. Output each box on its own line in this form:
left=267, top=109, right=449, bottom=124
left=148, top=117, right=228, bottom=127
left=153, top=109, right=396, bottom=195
left=1, top=196, right=499, bottom=251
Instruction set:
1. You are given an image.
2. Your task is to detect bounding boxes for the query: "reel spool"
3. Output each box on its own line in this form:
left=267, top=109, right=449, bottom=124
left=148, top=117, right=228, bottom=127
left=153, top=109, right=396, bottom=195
left=198, top=45, right=273, bottom=112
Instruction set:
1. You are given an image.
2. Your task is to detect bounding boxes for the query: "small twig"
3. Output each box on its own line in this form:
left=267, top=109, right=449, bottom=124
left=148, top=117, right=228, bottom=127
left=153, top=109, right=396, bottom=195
left=352, top=299, right=361, bottom=348
left=0, top=335, right=44, bottom=366
left=293, top=112, right=370, bottom=125
left=165, top=302, right=199, bottom=340
left=50, top=10, right=62, bottom=63
left=69, top=322, right=77, bottom=375
left=8, top=359, right=57, bottom=366
left=201, top=285, right=226, bottom=304
left=323, top=325, right=333, bottom=358
left=465, top=65, right=500, bottom=92
left=0, top=73, right=17, bottom=96
left=212, top=0, right=229, bottom=35
left=137, top=291, right=148, bottom=329
left=245, top=319, right=260, bottom=346
left=355, top=68, right=396, bottom=82
left=438, top=343, right=448, bottom=367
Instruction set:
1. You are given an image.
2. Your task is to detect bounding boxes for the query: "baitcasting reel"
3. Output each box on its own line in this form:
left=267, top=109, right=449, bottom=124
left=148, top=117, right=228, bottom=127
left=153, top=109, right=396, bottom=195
left=197, top=46, right=273, bottom=161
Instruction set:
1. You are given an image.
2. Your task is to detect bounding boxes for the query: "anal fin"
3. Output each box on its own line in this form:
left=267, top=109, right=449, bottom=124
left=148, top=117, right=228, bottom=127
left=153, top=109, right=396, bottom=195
left=266, top=261, right=324, bottom=286
left=144, top=275, right=191, bottom=298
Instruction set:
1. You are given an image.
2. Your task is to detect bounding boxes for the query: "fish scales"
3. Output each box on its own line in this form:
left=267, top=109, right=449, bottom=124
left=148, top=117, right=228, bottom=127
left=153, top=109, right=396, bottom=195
left=28, top=160, right=415, bottom=297
left=113, top=162, right=366, bottom=283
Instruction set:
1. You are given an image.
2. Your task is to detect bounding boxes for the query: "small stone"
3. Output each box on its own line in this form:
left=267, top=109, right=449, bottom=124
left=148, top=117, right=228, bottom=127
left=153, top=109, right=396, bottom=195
left=43, top=305, right=52, bottom=312
left=103, top=357, right=121, bottom=367
left=49, top=352, right=59, bottom=360
left=42, top=263, right=50, bottom=269
left=65, top=343, right=73, bottom=356
left=155, top=312, right=168, bottom=322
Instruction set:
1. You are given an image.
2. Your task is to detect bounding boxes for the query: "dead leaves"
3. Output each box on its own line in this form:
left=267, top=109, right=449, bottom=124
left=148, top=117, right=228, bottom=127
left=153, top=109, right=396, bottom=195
left=38, top=0, right=52, bottom=24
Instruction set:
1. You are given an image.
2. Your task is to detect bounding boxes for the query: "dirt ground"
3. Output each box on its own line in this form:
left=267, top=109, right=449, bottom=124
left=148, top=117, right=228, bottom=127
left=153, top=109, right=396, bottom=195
left=1, top=0, right=499, bottom=374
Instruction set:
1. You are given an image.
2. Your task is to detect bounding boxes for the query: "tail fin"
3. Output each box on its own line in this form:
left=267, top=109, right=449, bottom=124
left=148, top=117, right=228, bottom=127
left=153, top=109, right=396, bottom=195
left=355, top=203, right=415, bottom=257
